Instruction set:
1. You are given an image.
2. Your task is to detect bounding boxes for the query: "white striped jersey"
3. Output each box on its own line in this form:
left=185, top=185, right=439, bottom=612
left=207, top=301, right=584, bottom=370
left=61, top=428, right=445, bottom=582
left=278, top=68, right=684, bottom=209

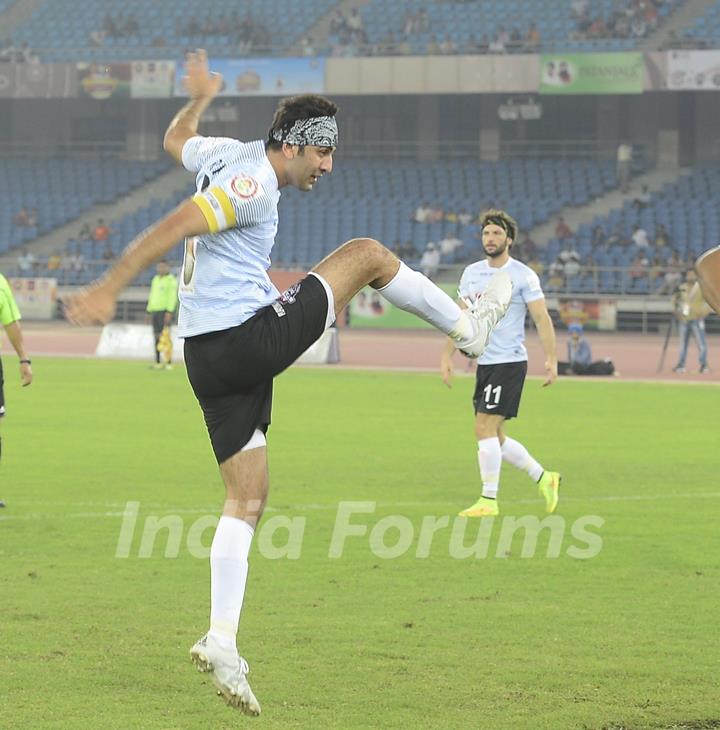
left=176, top=136, right=281, bottom=338
left=458, top=257, right=544, bottom=365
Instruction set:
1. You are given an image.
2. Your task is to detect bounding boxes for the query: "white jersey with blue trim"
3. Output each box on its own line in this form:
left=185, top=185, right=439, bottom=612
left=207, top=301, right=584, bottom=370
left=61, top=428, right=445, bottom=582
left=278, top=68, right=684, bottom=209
left=458, top=257, right=544, bottom=365
left=177, top=136, right=281, bottom=338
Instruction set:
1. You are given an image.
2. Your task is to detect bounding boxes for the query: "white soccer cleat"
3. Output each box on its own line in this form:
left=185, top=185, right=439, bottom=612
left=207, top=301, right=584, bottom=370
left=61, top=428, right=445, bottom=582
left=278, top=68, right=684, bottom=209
left=190, top=634, right=261, bottom=716
left=454, top=270, right=513, bottom=357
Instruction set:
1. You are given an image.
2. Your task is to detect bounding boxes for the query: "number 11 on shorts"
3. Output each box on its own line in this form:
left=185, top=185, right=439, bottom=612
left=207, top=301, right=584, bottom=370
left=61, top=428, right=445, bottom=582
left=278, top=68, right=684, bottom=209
left=483, top=384, right=502, bottom=406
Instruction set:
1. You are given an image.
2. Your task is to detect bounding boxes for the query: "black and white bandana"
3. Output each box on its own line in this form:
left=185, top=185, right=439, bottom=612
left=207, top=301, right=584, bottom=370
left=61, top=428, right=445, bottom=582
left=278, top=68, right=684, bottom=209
left=272, top=115, right=338, bottom=147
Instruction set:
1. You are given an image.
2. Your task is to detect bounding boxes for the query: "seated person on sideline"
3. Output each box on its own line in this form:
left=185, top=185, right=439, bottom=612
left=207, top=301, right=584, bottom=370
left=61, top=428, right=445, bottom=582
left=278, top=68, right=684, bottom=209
left=558, top=323, right=615, bottom=375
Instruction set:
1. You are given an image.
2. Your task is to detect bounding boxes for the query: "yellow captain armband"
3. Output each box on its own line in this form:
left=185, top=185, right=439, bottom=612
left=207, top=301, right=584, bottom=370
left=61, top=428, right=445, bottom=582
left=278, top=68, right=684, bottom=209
left=192, top=187, right=237, bottom=233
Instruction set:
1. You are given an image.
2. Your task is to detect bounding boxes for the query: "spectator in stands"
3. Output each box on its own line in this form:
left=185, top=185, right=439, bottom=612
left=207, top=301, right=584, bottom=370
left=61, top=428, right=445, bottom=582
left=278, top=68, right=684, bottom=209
left=27, top=208, right=37, bottom=228
left=657, top=251, right=683, bottom=293
left=13, top=208, right=29, bottom=227
left=633, top=185, right=652, bottom=209
left=78, top=222, right=92, bottom=241
left=527, top=254, right=545, bottom=278
left=93, top=219, right=112, bottom=243
left=346, top=8, right=364, bottom=35
left=300, top=36, right=316, bottom=56
left=654, top=223, right=670, bottom=248
left=525, top=23, right=541, bottom=52
left=89, top=29, right=106, bottom=47
left=488, top=32, right=506, bottom=53
left=416, top=8, right=429, bottom=32
left=102, top=243, right=115, bottom=262
left=555, top=216, right=573, bottom=240
left=439, top=235, right=463, bottom=259
left=571, top=0, right=590, bottom=19
left=439, top=35, right=457, bottom=54
left=649, top=254, right=665, bottom=286
left=605, top=224, right=627, bottom=248
left=514, top=232, right=538, bottom=262
left=420, top=243, right=441, bottom=280
left=413, top=201, right=432, bottom=224
left=458, top=208, right=473, bottom=226
left=428, top=204, right=444, bottom=224
left=330, top=9, right=346, bottom=35
left=548, top=258, right=566, bottom=290
left=591, top=225, right=605, bottom=248
left=103, top=13, right=118, bottom=37
left=631, top=224, right=650, bottom=249
left=402, top=9, right=417, bottom=36
left=629, top=252, right=649, bottom=281
left=47, top=251, right=62, bottom=271
left=564, top=254, right=581, bottom=280
left=559, top=243, right=580, bottom=264
left=617, top=141, right=633, bottom=193
left=17, top=248, right=35, bottom=274
left=401, top=240, right=417, bottom=260
left=426, top=35, right=441, bottom=55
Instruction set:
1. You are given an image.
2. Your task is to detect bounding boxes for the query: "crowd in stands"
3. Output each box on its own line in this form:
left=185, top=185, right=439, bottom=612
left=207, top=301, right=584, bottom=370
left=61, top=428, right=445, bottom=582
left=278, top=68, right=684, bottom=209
left=570, top=0, right=668, bottom=41
left=0, top=40, right=38, bottom=63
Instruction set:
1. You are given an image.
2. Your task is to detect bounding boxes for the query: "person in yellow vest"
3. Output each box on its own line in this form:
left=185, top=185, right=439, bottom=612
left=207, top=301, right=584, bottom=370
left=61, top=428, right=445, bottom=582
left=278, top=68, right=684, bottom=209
left=672, top=269, right=713, bottom=374
left=147, top=260, right=178, bottom=369
left=0, top=272, right=33, bottom=507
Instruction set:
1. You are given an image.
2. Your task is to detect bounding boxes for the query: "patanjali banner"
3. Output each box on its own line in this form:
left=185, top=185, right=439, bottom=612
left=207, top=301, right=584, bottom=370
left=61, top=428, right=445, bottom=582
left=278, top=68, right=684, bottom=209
left=667, top=50, right=720, bottom=90
left=539, top=53, right=643, bottom=94
left=173, top=57, right=325, bottom=96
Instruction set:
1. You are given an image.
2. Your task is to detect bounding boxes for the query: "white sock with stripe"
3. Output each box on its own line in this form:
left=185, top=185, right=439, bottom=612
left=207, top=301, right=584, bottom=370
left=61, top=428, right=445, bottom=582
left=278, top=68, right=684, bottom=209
left=501, top=437, right=544, bottom=482
left=377, top=262, right=471, bottom=337
left=478, top=437, right=502, bottom=499
left=208, top=515, right=255, bottom=650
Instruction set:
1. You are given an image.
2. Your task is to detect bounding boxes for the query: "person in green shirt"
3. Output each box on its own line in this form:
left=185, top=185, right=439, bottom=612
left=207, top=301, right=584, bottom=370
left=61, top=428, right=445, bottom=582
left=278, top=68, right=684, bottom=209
left=0, top=272, right=33, bottom=508
left=146, top=260, right=178, bottom=369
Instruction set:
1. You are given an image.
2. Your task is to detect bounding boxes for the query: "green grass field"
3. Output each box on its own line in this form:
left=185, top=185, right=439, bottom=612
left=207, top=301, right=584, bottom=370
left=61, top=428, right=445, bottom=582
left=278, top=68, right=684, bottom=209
left=1, top=358, right=719, bottom=730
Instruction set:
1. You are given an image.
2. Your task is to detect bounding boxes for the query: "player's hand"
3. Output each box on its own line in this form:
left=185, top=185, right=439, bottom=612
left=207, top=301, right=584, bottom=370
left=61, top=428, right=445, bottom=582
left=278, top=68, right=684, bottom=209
left=441, top=357, right=454, bottom=388
left=19, top=361, right=32, bottom=387
left=183, top=49, right=223, bottom=100
left=64, top=282, right=117, bottom=326
left=542, top=359, right=558, bottom=387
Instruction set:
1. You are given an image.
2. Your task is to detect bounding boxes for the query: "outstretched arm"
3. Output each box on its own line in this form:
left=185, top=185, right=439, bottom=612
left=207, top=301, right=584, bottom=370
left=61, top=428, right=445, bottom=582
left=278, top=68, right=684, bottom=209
left=527, top=298, right=557, bottom=387
left=163, top=49, right=223, bottom=164
left=65, top=200, right=209, bottom=325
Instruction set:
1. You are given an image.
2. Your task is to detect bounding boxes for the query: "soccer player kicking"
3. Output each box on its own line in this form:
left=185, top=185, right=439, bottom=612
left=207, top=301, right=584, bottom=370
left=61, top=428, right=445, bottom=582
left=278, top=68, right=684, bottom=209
left=0, top=270, right=34, bottom=508
left=65, top=50, right=511, bottom=716
left=440, top=209, right=561, bottom=518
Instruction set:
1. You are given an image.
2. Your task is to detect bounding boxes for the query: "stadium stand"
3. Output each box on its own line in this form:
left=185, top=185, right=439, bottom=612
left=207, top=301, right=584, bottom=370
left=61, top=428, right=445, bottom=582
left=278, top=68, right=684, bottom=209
left=348, top=0, right=678, bottom=56
left=0, top=158, right=172, bottom=255
left=539, top=165, right=719, bottom=294
left=27, top=156, right=619, bottom=286
left=681, top=0, right=720, bottom=45
left=9, top=0, right=338, bottom=62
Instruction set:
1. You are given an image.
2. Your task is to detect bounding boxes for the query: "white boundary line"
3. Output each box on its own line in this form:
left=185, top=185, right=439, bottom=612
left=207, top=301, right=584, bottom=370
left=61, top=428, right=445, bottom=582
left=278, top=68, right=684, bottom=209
left=2, top=492, right=720, bottom=521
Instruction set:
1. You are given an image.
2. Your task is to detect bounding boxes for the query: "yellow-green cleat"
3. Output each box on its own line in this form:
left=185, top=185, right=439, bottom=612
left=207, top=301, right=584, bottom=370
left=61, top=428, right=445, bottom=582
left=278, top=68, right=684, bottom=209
left=537, top=471, right=561, bottom=513
left=458, top=496, right=499, bottom=518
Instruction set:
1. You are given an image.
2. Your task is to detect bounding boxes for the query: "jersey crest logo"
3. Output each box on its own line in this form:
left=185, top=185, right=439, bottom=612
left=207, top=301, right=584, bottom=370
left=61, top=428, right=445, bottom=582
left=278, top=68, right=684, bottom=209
left=230, top=175, right=259, bottom=199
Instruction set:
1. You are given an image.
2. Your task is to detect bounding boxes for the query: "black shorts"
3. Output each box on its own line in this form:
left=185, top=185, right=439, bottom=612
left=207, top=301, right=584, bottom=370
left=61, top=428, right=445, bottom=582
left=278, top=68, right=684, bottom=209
left=184, top=274, right=330, bottom=464
left=0, top=357, right=4, bottom=417
left=472, top=361, right=528, bottom=419
left=151, top=311, right=167, bottom=336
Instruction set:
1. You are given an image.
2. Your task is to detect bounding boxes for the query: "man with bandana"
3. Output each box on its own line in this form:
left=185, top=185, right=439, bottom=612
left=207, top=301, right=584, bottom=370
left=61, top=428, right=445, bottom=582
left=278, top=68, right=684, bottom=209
left=440, top=209, right=561, bottom=518
left=65, top=51, right=513, bottom=715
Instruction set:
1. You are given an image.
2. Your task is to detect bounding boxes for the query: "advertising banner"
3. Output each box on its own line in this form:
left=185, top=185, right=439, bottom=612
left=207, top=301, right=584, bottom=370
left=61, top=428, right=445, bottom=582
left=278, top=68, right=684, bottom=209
left=131, top=60, right=175, bottom=98
left=557, top=298, right=617, bottom=331
left=667, top=50, right=720, bottom=90
left=349, top=284, right=457, bottom=329
left=540, top=53, right=643, bottom=94
left=9, top=277, right=57, bottom=320
left=0, top=62, right=77, bottom=98
left=173, top=57, right=324, bottom=97
left=77, top=63, right=131, bottom=99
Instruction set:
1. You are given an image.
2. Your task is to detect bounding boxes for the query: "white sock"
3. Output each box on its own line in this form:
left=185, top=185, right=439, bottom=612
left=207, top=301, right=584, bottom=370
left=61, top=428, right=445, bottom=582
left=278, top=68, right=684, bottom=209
left=208, top=515, right=255, bottom=650
left=377, top=262, right=470, bottom=337
left=501, top=436, right=544, bottom=482
left=478, top=437, right=502, bottom=498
